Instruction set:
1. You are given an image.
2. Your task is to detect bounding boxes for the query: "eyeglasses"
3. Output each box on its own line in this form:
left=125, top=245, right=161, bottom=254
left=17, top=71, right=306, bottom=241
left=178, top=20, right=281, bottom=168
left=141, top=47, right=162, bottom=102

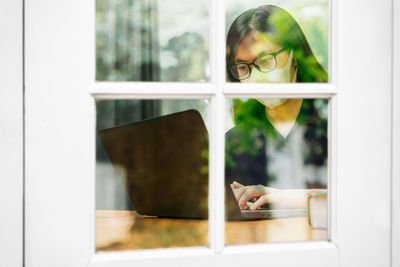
left=230, top=47, right=287, bottom=80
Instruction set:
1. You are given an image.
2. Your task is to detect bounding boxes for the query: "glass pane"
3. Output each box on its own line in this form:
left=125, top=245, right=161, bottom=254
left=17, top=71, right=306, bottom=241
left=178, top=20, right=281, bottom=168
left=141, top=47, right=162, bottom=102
left=226, top=1, right=328, bottom=82
left=96, top=0, right=209, bottom=82
left=96, top=99, right=209, bottom=251
left=225, top=98, right=328, bottom=244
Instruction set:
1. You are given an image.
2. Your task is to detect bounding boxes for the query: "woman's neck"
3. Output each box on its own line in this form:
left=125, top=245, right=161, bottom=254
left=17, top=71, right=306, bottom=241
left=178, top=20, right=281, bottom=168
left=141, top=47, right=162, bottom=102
left=265, top=99, right=303, bottom=138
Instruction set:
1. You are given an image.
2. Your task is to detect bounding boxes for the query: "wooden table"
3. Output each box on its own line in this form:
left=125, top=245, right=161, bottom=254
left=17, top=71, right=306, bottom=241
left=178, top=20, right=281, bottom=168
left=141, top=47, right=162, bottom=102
left=96, top=210, right=327, bottom=252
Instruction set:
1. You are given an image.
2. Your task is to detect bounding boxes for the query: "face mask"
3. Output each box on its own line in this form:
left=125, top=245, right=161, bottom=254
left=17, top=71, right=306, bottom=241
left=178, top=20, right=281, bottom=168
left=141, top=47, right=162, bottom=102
left=242, top=50, right=297, bottom=109
left=257, top=98, right=288, bottom=109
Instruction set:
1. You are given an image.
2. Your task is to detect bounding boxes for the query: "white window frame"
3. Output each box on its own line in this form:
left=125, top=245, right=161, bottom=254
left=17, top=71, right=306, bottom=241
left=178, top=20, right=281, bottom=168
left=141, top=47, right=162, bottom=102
left=392, top=0, right=400, bottom=265
left=23, top=0, right=394, bottom=266
left=0, top=0, right=23, bottom=266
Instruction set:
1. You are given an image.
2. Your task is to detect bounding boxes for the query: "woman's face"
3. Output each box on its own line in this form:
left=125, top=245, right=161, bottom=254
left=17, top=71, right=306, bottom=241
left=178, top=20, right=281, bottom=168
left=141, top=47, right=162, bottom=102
left=234, top=32, right=297, bottom=83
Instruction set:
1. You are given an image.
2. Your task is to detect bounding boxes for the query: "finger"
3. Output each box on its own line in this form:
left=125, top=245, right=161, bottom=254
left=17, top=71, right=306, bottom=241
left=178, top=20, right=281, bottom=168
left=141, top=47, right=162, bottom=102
left=244, top=202, right=254, bottom=210
left=232, top=181, right=244, bottom=188
left=238, top=189, right=259, bottom=208
left=238, top=191, right=255, bottom=209
left=231, top=188, right=241, bottom=200
left=230, top=183, right=235, bottom=191
left=247, top=202, right=261, bottom=210
left=234, top=187, right=246, bottom=202
left=238, top=202, right=251, bottom=210
left=250, top=195, right=271, bottom=210
left=238, top=185, right=265, bottom=208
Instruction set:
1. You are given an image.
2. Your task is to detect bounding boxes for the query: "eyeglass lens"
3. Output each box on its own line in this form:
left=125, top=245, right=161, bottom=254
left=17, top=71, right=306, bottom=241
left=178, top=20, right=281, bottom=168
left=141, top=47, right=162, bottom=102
left=231, top=54, right=276, bottom=80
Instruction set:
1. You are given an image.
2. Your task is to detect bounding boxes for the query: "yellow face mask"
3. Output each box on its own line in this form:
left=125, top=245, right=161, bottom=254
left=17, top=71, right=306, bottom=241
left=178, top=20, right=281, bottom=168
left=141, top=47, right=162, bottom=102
left=256, top=98, right=288, bottom=109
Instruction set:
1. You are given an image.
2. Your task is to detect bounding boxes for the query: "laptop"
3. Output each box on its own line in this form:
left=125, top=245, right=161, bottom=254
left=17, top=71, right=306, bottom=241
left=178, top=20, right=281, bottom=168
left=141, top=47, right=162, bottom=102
left=99, top=109, right=307, bottom=221
left=98, top=109, right=209, bottom=219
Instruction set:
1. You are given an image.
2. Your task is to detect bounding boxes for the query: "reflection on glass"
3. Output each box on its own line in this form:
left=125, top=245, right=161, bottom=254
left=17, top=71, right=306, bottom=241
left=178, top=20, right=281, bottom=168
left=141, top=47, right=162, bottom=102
left=308, top=192, right=328, bottom=230
left=225, top=98, right=328, bottom=244
left=96, top=0, right=209, bottom=82
left=96, top=99, right=209, bottom=251
left=226, top=3, right=328, bottom=83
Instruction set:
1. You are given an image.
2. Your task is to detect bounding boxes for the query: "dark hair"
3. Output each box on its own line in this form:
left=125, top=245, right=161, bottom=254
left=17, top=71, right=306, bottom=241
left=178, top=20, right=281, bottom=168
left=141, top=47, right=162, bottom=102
left=226, top=5, right=328, bottom=82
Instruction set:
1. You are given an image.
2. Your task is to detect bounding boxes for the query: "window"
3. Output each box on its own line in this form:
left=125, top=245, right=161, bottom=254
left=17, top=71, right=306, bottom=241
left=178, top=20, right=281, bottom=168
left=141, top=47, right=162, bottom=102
left=95, top=0, right=331, bottom=252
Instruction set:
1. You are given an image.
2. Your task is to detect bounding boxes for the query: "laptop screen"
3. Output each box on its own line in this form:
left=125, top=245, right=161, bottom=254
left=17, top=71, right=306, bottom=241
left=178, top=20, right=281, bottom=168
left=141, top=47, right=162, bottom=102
left=98, top=109, right=209, bottom=219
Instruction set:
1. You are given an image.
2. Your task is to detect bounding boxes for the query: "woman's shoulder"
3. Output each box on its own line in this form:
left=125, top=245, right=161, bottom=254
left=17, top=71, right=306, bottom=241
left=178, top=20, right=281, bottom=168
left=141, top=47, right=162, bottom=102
left=297, top=98, right=328, bottom=127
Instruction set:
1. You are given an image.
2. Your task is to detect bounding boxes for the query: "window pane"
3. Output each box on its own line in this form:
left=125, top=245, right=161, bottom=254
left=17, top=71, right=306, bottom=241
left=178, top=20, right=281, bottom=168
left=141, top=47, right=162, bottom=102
left=96, top=0, right=209, bottom=82
left=225, top=98, right=328, bottom=244
left=96, top=99, right=209, bottom=251
left=226, top=1, right=328, bottom=83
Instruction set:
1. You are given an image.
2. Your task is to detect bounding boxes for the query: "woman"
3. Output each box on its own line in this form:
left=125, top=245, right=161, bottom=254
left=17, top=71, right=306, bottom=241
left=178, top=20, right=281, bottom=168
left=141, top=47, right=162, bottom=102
left=225, top=5, right=327, bottom=211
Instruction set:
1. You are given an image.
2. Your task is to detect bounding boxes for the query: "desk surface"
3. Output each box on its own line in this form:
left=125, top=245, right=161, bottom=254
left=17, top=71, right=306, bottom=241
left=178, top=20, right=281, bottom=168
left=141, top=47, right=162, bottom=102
left=96, top=210, right=327, bottom=252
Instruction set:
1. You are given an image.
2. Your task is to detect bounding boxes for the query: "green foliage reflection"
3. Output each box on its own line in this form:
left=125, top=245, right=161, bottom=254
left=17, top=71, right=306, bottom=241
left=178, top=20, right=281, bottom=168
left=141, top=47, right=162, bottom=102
left=227, top=98, right=328, bottom=168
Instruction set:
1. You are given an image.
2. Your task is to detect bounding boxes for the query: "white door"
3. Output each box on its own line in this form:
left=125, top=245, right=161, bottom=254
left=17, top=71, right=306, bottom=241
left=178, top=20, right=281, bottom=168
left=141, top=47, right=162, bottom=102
left=0, top=0, right=23, bottom=266
left=24, top=0, right=394, bottom=266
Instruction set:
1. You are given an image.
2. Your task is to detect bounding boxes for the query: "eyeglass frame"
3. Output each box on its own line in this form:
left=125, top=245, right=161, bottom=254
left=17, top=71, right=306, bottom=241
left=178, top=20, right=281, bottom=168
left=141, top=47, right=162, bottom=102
left=229, top=47, right=287, bottom=80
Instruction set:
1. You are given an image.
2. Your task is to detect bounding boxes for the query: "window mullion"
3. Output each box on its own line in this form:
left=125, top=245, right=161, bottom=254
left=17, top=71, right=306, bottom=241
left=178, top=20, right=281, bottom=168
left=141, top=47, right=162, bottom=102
left=208, top=0, right=226, bottom=254
left=224, top=83, right=337, bottom=96
left=90, top=82, right=217, bottom=96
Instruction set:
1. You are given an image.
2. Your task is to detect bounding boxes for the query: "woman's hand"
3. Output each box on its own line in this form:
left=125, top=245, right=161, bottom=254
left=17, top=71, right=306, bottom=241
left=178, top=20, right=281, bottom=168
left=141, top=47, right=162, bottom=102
left=230, top=181, right=313, bottom=210
left=230, top=181, right=278, bottom=210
